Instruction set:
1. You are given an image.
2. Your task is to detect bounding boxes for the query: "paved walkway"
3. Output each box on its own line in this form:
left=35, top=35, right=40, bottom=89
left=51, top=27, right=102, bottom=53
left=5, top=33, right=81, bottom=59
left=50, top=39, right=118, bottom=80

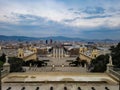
left=25, top=57, right=87, bottom=72
left=26, top=66, right=87, bottom=72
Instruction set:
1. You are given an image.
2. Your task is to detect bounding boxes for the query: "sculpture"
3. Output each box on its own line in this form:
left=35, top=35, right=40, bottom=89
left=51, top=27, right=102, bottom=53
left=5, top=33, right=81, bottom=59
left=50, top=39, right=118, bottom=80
left=5, top=55, right=9, bottom=63
left=109, top=55, right=113, bottom=65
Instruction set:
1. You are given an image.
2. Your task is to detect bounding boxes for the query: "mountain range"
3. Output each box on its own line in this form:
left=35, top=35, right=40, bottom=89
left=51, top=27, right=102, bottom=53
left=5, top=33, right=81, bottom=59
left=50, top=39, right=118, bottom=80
left=0, top=35, right=119, bottom=42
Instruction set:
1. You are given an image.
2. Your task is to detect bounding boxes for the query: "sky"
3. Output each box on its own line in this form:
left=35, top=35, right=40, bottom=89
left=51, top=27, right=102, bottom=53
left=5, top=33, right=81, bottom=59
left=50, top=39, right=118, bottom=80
left=0, top=0, right=120, bottom=39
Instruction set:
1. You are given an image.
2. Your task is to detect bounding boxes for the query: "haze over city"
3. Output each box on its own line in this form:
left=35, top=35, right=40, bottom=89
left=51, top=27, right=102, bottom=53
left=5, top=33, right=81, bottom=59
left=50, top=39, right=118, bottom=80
left=0, top=0, right=120, bottom=39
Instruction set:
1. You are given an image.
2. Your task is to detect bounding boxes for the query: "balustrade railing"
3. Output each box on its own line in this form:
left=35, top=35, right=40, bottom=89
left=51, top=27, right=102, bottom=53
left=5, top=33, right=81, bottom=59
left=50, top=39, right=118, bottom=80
left=109, top=68, right=120, bottom=80
left=1, top=70, right=8, bottom=78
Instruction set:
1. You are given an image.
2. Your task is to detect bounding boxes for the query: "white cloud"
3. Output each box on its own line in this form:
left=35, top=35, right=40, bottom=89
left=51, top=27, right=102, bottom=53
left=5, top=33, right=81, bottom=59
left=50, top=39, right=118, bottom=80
left=0, top=0, right=120, bottom=29
left=0, top=0, right=73, bottom=23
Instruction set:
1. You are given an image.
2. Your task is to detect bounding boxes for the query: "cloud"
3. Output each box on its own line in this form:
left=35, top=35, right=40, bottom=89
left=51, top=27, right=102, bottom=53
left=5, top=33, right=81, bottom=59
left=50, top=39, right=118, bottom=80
left=83, top=15, right=112, bottom=19
left=0, top=0, right=120, bottom=39
left=0, top=0, right=120, bottom=28
left=83, top=7, right=105, bottom=14
left=81, top=28, right=120, bottom=39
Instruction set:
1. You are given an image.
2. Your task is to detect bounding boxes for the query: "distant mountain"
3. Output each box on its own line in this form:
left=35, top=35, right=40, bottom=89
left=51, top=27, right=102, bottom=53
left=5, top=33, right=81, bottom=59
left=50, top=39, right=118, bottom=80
left=0, top=35, right=119, bottom=42
left=0, top=35, right=85, bottom=41
left=0, top=35, right=37, bottom=41
left=41, top=36, right=85, bottom=41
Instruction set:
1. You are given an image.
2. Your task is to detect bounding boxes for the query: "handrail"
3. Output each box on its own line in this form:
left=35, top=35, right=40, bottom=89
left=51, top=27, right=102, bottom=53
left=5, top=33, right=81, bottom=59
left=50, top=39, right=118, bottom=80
left=108, top=68, right=120, bottom=80
left=1, top=70, right=8, bottom=78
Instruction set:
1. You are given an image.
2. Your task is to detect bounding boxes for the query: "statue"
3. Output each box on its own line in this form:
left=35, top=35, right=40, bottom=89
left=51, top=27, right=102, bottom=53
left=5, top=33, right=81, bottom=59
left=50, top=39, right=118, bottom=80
left=3, top=55, right=10, bottom=73
left=109, top=55, right=113, bottom=65
left=107, top=55, right=114, bottom=72
left=5, top=55, right=9, bottom=63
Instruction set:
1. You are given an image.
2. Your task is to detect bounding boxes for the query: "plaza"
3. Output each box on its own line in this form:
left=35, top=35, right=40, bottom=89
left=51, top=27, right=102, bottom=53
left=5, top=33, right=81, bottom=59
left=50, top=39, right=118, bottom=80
left=1, top=45, right=120, bottom=90
left=1, top=55, right=120, bottom=90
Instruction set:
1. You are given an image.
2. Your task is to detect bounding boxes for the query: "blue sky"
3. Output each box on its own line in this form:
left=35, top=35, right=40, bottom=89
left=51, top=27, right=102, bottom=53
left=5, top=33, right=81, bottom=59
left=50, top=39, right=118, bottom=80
left=0, top=0, right=120, bottom=39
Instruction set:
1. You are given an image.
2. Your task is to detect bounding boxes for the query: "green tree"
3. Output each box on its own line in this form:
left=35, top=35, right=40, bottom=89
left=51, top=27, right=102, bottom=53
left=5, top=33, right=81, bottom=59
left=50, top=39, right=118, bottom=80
left=0, top=53, right=6, bottom=62
left=76, top=57, right=80, bottom=61
left=110, top=42, right=120, bottom=68
left=0, top=61, right=4, bottom=67
left=8, top=57, right=24, bottom=72
left=89, top=54, right=109, bottom=72
left=81, top=60, right=87, bottom=67
left=0, top=53, right=6, bottom=67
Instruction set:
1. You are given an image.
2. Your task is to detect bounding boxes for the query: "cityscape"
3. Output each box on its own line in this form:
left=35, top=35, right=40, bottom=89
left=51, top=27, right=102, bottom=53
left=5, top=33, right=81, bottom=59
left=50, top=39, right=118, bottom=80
left=0, top=0, right=120, bottom=90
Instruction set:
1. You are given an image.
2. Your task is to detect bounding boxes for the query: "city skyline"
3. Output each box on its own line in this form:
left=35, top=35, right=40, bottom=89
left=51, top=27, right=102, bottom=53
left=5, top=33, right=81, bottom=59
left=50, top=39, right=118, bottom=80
left=0, top=0, right=120, bottom=39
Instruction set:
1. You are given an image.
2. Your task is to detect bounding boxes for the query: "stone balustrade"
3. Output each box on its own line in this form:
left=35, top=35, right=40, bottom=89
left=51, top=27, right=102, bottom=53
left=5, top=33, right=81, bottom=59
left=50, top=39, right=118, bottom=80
left=108, top=68, right=120, bottom=80
left=1, top=70, right=9, bottom=78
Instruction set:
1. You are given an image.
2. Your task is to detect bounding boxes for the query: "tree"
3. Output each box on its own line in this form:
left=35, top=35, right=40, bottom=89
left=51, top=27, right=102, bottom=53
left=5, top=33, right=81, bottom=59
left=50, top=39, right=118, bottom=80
left=8, top=57, right=24, bottom=72
left=81, top=60, right=87, bottom=67
left=89, top=54, right=109, bottom=72
left=69, top=57, right=81, bottom=67
left=110, top=42, right=120, bottom=68
left=76, top=57, right=80, bottom=61
left=0, top=61, right=4, bottom=67
left=0, top=53, right=6, bottom=67
left=0, top=53, right=6, bottom=62
left=23, top=60, right=47, bottom=67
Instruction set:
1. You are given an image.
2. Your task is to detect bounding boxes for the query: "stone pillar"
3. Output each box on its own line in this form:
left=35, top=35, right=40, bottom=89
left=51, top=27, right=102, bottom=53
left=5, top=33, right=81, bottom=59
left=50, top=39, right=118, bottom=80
left=58, top=48, right=59, bottom=59
left=54, top=48, right=55, bottom=58
left=54, top=48, right=56, bottom=58
left=55, top=48, right=56, bottom=58
left=53, top=48, right=55, bottom=57
left=57, top=48, right=58, bottom=58
left=62, top=49, right=63, bottom=58
left=57, top=48, right=59, bottom=58
left=59, top=48, right=61, bottom=59
left=55, top=48, right=57, bottom=58
left=0, top=46, right=1, bottom=50
left=53, top=48, right=54, bottom=57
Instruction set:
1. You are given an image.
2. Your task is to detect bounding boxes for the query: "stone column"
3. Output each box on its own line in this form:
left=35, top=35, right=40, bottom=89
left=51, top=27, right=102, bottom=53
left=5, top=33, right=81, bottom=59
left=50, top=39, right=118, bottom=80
left=61, top=48, right=64, bottom=58
left=52, top=48, right=54, bottom=57
left=55, top=48, right=57, bottom=58
left=0, top=46, right=1, bottom=50
left=53, top=48, right=55, bottom=57
left=59, top=48, right=61, bottom=59
left=54, top=48, right=55, bottom=58
left=57, top=48, right=59, bottom=58
left=58, top=48, right=59, bottom=59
